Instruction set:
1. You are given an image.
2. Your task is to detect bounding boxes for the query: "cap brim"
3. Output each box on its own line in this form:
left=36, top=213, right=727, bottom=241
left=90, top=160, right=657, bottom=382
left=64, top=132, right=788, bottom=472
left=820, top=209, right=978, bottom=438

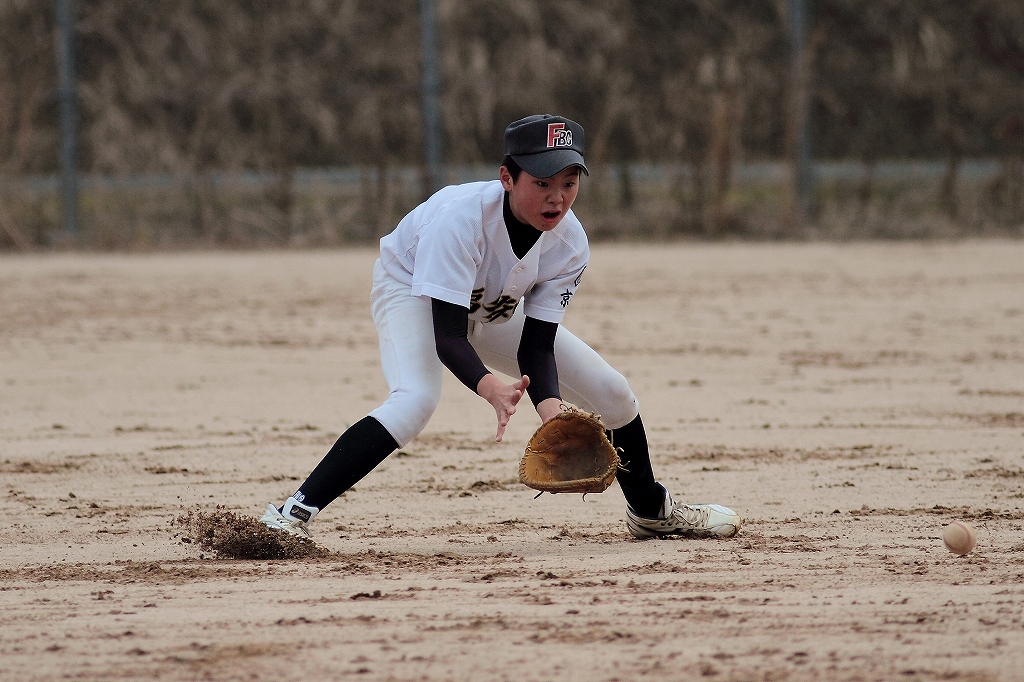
left=511, top=149, right=589, bottom=178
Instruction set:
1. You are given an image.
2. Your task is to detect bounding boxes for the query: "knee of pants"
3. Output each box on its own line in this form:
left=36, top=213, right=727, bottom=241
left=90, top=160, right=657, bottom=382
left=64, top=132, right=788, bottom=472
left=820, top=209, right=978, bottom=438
left=591, top=372, right=639, bottom=428
left=371, top=387, right=441, bottom=448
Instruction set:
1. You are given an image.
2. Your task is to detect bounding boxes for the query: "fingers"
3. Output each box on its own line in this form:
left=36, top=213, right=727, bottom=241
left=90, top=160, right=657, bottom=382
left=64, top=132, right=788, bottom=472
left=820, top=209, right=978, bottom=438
left=509, top=376, right=528, bottom=408
left=490, top=376, right=530, bottom=442
left=495, top=411, right=510, bottom=442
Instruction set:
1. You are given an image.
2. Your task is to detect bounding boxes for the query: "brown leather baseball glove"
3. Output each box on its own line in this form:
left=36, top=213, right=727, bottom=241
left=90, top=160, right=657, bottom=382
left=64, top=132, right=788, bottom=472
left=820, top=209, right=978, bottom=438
left=519, top=406, right=620, bottom=495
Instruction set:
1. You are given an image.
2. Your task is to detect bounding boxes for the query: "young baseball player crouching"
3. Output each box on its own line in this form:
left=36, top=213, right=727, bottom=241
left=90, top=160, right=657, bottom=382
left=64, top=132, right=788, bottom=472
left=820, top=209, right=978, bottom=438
left=261, top=115, right=741, bottom=541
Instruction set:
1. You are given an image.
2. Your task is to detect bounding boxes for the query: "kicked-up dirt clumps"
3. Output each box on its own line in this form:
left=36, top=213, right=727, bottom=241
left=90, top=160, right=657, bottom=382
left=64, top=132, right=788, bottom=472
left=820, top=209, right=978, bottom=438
left=174, top=507, right=331, bottom=560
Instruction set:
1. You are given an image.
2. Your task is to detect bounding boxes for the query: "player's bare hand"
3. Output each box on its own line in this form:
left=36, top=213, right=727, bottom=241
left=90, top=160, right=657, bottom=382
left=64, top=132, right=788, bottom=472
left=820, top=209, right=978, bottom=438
left=477, top=374, right=530, bottom=442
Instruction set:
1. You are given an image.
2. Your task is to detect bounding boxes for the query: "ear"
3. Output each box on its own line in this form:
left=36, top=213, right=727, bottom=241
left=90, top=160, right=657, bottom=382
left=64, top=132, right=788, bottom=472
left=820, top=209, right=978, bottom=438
left=499, top=166, right=515, bottom=192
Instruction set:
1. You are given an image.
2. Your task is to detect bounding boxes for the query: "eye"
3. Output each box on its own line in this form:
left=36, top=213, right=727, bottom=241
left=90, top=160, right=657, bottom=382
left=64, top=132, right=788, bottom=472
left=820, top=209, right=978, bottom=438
left=536, top=180, right=548, bottom=188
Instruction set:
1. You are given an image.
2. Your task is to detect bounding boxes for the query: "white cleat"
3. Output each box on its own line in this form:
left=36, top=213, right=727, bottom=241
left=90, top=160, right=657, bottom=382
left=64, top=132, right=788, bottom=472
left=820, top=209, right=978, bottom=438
left=259, top=497, right=318, bottom=540
left=627, top=491, right=741, bottom=539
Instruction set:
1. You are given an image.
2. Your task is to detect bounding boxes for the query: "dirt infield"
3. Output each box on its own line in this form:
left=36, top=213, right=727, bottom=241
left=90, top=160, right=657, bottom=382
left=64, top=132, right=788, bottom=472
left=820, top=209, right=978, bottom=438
left=1, top=241, right=1023, bottom=681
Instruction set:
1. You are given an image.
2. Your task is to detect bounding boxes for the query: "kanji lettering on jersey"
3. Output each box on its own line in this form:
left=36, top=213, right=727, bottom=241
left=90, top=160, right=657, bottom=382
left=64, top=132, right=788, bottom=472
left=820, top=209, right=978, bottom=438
left=469, top=288, right=520, bottom=322
left=560, top=289, right=573, bottom=308
left=482, top=294, right=519, bottom=322
left=469, top=287, right=484, bottom=314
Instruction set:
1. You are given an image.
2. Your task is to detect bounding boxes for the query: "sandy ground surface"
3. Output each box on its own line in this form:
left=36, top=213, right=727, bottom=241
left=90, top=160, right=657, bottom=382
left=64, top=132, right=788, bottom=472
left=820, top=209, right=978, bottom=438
left=1, top=241, right=1023, bottom=681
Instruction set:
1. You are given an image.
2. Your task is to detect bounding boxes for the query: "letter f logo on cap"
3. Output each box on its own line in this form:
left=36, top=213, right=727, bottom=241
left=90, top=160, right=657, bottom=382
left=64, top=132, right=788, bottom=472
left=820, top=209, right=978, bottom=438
left=547, top=122, right=572, bottom=148
left=504, top=114, right=588, bottom=177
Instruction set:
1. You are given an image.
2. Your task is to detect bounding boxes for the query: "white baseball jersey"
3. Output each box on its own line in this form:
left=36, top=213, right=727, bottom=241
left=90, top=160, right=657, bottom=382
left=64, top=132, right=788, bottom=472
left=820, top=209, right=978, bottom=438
left=378, top=180, right=588, bottom=325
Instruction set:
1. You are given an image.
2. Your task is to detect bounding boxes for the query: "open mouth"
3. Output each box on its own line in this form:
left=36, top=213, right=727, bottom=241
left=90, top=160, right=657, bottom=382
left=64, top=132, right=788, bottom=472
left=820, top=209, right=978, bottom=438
left=542, top=210, right=561, bottom=221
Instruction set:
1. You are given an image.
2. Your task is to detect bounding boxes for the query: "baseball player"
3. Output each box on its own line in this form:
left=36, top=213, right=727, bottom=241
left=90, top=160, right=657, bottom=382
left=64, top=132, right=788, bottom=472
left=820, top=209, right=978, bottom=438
left=261, top=115, right=741, bottom=541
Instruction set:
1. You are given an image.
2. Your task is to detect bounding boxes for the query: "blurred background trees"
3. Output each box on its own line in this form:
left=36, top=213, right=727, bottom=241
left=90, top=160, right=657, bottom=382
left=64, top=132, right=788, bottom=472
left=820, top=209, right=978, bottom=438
left=0, top=0, right=1022, bottom=248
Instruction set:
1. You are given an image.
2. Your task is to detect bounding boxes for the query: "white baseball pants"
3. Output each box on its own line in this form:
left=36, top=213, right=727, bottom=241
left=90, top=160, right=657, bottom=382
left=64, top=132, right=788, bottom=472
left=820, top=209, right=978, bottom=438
left=367, top=259, right=640, bottom=447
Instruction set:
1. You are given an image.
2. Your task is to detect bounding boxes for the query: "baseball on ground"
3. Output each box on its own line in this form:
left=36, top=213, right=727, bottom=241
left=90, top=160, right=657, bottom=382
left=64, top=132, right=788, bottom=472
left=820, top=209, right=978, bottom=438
left=942, top=521, right=977, bottom=556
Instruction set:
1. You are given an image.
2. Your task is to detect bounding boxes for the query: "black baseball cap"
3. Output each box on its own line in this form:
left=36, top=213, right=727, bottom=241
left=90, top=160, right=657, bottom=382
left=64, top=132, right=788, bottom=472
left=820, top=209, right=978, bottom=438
left=503, top=114, right=589, bottom=178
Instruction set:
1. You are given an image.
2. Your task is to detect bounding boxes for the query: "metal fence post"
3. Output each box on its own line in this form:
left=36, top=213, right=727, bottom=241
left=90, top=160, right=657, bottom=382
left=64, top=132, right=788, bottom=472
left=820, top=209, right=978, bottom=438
left=55, top=0, right=80, bottom=239
left=789, top=0, right=812, bottom=226
left=420, top=0, right=443, bottom=197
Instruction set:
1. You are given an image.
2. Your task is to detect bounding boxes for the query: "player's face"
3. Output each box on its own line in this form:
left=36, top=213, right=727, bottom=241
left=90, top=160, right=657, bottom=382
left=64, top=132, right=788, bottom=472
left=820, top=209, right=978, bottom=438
left=500, top=166, right=581, bottom=231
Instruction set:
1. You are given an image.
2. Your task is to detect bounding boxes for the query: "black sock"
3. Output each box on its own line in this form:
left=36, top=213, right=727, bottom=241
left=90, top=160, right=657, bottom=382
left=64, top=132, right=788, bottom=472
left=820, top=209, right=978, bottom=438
left=295, top=416, right=399, bottom=510
left=609, top=414, right=665, bottom=518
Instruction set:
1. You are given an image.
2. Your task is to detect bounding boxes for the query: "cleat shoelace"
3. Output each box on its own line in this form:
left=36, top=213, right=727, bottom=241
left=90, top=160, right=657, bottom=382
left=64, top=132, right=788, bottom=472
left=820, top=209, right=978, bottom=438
left=672, top=505, right=710, bottom=529
left=283, top=519, right=310, bottom=537
left=263, top=506, right=312, bottom=538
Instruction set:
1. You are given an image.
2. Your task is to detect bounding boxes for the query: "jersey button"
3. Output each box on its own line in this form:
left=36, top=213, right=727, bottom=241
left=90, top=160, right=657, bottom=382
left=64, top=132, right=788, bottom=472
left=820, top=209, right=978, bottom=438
left=516, top=267, right=523, bottom=272
left=510, top=286, right=518, bottom=291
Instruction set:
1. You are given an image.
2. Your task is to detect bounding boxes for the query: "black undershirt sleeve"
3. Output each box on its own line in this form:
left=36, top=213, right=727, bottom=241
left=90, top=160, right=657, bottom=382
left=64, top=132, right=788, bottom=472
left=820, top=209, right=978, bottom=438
left=518, top=315, right=560, bottom=407
left=432, top=298, right=561, bottom=407
left=431, top=298, right=491, bottom=393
